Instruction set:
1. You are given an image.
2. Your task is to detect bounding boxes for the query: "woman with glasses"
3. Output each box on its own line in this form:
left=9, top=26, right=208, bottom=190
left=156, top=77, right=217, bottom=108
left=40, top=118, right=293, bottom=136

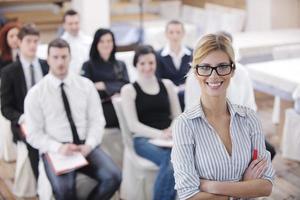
left=171, top=33, right=275, bottom=200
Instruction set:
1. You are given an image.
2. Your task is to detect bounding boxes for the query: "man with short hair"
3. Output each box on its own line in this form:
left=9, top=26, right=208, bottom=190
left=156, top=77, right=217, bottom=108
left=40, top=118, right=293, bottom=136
left=61, top=9, right=92, bottom=74
left=156, top=20, right=192, bottom=110
left=25, top=38, right=121, bottom=200
left=1, top=23, right=49, bottom=179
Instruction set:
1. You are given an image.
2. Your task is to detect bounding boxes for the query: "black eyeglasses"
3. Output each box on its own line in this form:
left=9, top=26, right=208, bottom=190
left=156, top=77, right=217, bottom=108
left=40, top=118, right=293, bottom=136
left=193, top=63, right=235, bottom=77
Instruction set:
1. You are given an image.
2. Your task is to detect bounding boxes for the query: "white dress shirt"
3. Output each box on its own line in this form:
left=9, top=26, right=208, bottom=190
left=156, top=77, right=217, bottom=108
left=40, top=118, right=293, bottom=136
left=25, top=72, right=106, bottom=153
left=184, top=63, right=257, bottom=111
left=161, top=44, right=192, bottom=70
left=61, top=31, right=92, bottom=74
left=18, top=54, right=44, bottom=124
left=20, top=54, right=43, bottom=91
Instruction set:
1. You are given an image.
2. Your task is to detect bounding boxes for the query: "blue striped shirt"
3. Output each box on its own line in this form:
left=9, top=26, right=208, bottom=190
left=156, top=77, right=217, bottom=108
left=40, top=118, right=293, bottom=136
left=171, top=101, right=275, bottom=200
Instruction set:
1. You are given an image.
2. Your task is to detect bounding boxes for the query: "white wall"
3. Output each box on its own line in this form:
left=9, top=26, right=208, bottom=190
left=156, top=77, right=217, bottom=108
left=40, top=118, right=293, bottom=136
left=246, top=0, right=300, bottom=31
left=245, top=0, right=271, bottom=31
left=72, top=0, right=110, bottom=37
left=271, top=0, right=300, bottom=29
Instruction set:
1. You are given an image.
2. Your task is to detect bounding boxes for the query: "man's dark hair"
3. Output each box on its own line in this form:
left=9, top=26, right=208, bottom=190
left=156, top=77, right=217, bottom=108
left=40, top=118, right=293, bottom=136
left=165, top=20, right=185, bottom=32
left=63, top=9, right=78, bottom=23
left=17, top=23, right=39, bottom=40
left=47, top=38, right=70, bottom=55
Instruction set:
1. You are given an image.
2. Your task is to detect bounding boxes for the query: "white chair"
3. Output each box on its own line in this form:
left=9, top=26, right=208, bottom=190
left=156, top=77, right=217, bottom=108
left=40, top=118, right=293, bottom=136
left=0, top=112, right=16, bottom=162
left=281, top=109, right=300, bottom=162
left=13, top=141, right=37, bottom=198
left=112, top=97, right=159, bottom=200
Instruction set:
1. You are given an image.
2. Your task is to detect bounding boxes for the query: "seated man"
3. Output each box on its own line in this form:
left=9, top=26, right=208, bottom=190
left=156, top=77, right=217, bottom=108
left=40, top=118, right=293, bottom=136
left=25, top=38, right=121, bottom=200
left=185, top=31, right=276, bottom=160
left=1, top=24, right=49, bottom=179
left=156, top=20, right=192, bottom=110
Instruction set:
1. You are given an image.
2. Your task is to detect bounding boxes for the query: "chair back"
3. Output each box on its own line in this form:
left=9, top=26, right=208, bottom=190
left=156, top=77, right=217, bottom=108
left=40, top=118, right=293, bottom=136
left=112, top=97, right=134, bottom=151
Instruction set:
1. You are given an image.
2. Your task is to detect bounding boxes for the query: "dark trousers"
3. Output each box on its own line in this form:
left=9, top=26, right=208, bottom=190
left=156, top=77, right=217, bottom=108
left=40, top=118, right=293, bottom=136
left=42, top=147, right=122, bottom=200
left=265, top=140, right=276, bottom=160
left=25, top=141, right=39, bottom=180
left=178, top=90, right=185, bottom=111
left=102, top=101, right=119, bottom=128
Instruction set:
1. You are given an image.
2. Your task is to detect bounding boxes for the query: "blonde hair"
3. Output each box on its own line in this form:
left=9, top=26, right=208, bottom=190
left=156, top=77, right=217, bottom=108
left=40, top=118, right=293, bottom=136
left=192, top=33, right=235, bottom=66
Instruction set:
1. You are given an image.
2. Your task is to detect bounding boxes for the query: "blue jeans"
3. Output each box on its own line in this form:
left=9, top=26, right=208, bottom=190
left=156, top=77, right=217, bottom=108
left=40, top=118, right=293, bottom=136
left=134, top=137, right=176, bottom=200
left=42, top=147, right=121, bottom=200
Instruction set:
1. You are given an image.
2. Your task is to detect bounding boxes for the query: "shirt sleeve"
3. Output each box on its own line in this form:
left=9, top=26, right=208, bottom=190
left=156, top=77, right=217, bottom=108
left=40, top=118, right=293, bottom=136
left=162, top=79, right=182, bottom=119
left=171, top=115, right=200, bottom=200
left=85, top=81, right=106, bottom=148
left=247, top=109, right=276, bottom=184
left=1, top=68, right=23, bottom=124
left=25, top=89, right=62, bottom=153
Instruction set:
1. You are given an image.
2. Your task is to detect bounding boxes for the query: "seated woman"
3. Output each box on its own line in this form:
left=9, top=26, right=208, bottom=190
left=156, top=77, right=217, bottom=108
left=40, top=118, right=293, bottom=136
left=121, top=45, right=181, bottom=200
left=0, top=21, right=20, bottom=77
left=171, top=33, right=275, bottom=200
left=82, top=28, right=129, bottom=128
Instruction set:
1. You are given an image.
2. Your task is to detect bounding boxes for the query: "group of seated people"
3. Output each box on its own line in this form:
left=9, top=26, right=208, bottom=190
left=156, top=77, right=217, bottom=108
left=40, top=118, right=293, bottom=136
left=0, top=8, right=276, bottom=200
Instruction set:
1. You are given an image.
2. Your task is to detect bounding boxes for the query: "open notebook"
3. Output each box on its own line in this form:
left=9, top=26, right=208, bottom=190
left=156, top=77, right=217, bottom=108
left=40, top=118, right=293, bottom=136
left=46, top=152, right=88, bottom=175
left=149, top=138, right=173, bottom=148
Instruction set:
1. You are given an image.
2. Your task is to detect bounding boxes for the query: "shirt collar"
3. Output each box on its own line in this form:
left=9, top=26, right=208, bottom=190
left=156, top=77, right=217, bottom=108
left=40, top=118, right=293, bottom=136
left=48, top=71, right=73, bottom=88
left=20, top=54, right=39, bottom=68
left=161, top=44, right=192, bottom=57
left=185, top=99, right=246, bottom=120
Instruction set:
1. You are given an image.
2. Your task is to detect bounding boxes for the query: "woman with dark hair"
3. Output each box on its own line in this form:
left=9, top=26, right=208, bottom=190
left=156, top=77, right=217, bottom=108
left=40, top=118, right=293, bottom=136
left=82, top=28, right=129, bottom=128
left=121, top=45, right=181, bottom=200
left=0, top=21, right=20, bottom=77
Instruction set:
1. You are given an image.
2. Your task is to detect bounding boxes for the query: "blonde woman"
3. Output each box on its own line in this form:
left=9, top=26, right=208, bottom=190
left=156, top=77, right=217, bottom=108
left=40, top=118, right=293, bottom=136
left=171, top=33, right=275, bottom=200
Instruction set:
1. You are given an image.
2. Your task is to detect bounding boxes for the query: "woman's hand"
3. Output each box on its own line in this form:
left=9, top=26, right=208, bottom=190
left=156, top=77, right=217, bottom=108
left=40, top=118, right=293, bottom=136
left=95, top=82, right=106, bottom=91
left=160, top=128, right=172, bottom=140
left=199, top=179, right=217, bottom=193
left=243, top=158, right=268, bottom=181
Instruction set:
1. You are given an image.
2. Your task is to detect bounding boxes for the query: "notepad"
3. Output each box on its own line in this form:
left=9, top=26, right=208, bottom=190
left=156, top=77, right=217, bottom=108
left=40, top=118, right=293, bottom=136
left=46, top=152, right=88, bottom=175
left=149, top=139, right=173, bottom=148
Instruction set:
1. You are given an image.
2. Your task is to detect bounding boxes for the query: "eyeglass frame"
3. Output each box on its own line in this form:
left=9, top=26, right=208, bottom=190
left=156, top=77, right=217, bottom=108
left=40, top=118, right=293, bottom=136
left=191, top=62, right=236, bottom=77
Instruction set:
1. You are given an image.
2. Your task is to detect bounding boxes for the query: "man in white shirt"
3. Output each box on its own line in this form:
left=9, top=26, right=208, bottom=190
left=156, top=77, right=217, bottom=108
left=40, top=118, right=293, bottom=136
left=25, top=38, right=121, bottom=200
left=61, top=9, right=92, bottom=74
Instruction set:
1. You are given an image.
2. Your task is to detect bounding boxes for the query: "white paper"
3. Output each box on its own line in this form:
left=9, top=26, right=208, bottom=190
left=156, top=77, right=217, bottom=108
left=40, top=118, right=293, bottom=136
left=47, top=152, right=88, bottom=175
left=149, top=139, right=173, bottom=148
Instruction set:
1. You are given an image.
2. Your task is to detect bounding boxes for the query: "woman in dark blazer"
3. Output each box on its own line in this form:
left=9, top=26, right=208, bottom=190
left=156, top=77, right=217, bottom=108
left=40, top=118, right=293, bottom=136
left=82, top=28, right=129, bottom=128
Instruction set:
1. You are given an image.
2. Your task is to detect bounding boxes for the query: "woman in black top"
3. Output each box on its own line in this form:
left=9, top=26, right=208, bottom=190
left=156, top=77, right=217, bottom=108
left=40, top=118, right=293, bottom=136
left=82, top=28, right=129, bottom=128
left=121, top=45, right=181, bottom=200
left=0, top=21, right=20, bottom=77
